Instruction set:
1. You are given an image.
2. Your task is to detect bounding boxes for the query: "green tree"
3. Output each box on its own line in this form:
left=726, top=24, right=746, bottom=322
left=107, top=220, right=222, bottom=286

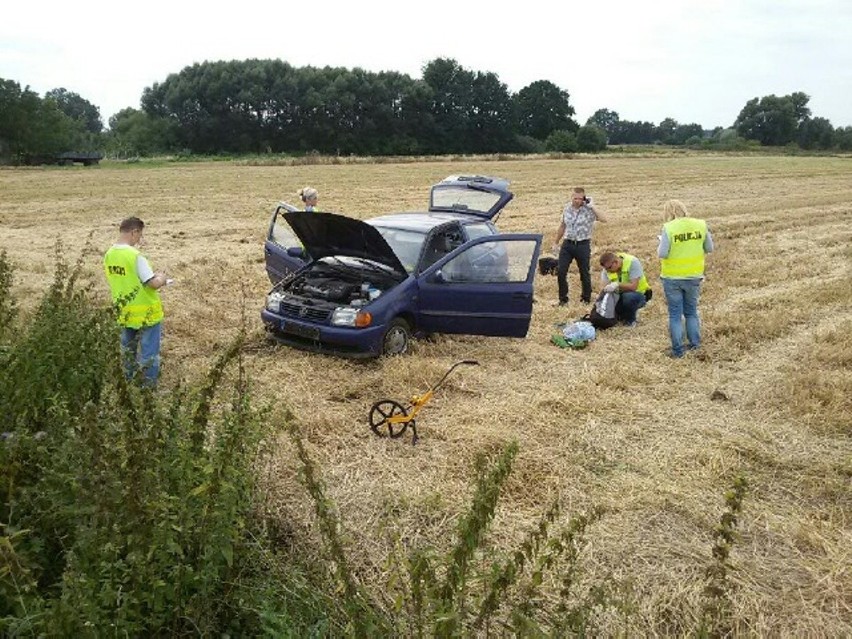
left=734, top=93, right=811, bottom=146
left=0, top=79, right=32, bottom=156
left=576, top=125, right=607, bottom=152
left=142, top=59, right=273, bottom=154
left=45, top=88, right=103, bottom=133
left=514, top=80, right=577, bottom=140
left=468, top=70, right=516, bottom=152
left=607, top=119, right=656, bottom=144
left=422, top=57, right=475, bottom=153
left=789, top=91, right=812, bottom=122
left=142, top=59, right=433, bottom=156
left=655, top=117, right=679, bottom=144
left=797, top=116, right=835, bottom=150
left=586, top=108, right=619, bottom=131
left=0, top=78, right=77, bottom=160
left=544, top=129, right=578, bottom=152
left=106, top=108, right=179, bottom=156
left=672, top=123, right=705, bottom=145
left=835, top=126, right=852, bottom=151
left=586, top=108, right=619, bottom=141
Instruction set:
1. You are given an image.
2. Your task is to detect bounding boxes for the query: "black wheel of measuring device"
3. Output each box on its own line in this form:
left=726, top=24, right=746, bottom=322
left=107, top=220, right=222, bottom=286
left=369, top=399, right=410, bottom=438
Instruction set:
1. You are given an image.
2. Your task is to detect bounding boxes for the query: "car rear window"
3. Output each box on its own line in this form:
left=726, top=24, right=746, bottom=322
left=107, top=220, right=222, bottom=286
left=431, top=187, right=500, bottom=214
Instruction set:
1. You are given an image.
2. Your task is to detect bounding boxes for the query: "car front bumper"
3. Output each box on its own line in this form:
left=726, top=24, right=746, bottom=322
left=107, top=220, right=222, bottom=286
left=260, top=309, right=385, bottom=358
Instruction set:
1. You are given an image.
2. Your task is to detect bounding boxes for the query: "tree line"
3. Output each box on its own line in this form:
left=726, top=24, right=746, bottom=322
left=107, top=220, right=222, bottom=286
left=2, top=59, right=851, bottom=162
left=586, top=92, right=849, bottom=151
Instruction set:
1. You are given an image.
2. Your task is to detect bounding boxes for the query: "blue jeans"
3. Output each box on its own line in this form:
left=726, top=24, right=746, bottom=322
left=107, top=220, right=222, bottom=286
left=615, top=291, right=647, bottom=323
left=120, top=322, right=162, bottom=386
left=662, top=278, right=702, bottom=357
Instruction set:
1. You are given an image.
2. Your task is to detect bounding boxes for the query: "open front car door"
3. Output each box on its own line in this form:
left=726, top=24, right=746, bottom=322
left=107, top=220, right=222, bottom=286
left=264, top=202, right=307, bottom=284
left=415, top=234, right=542, bottom=337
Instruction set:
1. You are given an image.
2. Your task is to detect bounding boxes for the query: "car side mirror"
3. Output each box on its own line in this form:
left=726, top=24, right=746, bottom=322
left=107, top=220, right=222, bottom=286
left=432, top=269, right=446, bottom=283
left=286, top=246, right=305, bottom=258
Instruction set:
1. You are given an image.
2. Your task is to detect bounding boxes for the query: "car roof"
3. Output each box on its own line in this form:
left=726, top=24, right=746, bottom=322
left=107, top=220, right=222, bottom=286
left=367, top=212, right=491, bottom=233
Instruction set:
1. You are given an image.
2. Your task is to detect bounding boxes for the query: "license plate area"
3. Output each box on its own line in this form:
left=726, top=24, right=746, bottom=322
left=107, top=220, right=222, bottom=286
left=281, top=321, right=320, bottom=340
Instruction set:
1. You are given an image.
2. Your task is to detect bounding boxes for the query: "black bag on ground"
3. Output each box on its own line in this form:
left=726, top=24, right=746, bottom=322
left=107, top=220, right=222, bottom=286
left=581, top=290, right=619, bottom=330
left=645, top=288, right=653, bottom=302
left=538, top=256, right=558, bottom=276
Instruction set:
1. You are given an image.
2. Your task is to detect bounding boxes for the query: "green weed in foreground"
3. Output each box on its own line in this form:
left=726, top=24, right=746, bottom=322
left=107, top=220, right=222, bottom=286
left=289, top=426, right=615, bottom=637
left=700, top=475, right=749, bottom=638
left=0, top=248, right=339, bottom=636
left=0, top=249, right=17, bottom=341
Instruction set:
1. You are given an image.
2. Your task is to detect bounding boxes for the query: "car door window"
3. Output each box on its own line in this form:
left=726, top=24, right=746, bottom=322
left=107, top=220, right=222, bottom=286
left=420, top=224, right=463, bottom=271
left=270, top=217, right=301, bottom=248
left=441, top=238, right=538, bottom=283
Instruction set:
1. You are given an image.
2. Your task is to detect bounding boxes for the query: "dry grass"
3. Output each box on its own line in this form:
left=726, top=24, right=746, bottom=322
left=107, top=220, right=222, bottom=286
left=1, top=153, right=850, bottom=634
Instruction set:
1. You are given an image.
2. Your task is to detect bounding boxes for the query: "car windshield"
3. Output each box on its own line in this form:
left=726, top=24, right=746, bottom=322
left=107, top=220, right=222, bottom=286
left=373, top=227, right=427, bottom=273
left=431, top=186, right=500, bottom=215
left=318, top=255, right=396, bottom=275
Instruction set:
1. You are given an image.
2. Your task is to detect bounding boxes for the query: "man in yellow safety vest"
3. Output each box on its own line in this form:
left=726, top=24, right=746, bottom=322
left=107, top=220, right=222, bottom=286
left=658, top=200, right=714, bottom=358
left=103, top=217, right=169, bottom=385
left=599, top=251, right=651, bottom=327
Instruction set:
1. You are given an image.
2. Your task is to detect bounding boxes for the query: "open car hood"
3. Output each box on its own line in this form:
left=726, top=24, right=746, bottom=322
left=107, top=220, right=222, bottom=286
left=428, top=175, right=513, bottom=220
left=283, top=211, right=408, bottom=276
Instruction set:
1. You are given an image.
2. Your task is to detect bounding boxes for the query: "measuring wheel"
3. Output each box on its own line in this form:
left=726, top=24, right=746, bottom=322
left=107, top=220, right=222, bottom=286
left=369, top=399, right=413, bottom=438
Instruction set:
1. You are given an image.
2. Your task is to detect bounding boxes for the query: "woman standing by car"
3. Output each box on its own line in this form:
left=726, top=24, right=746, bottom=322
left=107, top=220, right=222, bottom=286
left=299, top=187, right=319, bottom=212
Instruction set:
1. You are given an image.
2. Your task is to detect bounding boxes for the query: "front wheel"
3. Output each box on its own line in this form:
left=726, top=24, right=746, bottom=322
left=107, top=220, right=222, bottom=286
left=382, top=318, right=411, bottom=356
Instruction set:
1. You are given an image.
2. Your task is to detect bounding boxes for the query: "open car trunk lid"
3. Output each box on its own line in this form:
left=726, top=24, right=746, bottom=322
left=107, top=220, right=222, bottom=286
left=428, top=175, right=513, bottom=221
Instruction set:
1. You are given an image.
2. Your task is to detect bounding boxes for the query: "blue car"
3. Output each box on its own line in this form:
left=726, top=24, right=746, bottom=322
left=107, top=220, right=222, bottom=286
left=261, top=175, right=543, bottom=358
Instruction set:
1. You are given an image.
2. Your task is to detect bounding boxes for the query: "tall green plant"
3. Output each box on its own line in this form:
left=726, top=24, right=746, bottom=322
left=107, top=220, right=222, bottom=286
left=0, top=250, right=17, bottom=342
left=700, top=475, right=748, bottom=638
left=292, top=434, right=612, bottom=636
left=0, top=247, right=334, bottom=636
left=0, top=240, right=115, bottom=436
left=287, top=421, right=383, bottom=637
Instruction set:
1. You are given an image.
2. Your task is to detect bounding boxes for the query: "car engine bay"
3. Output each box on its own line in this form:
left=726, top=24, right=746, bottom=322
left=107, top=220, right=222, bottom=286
left=267, top=260, right=404, bottom=320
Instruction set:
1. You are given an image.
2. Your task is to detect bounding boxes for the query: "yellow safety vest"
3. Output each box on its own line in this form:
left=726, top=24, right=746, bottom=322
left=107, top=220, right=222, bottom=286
left=103, top=246, right=163, bottom=328
left=607, top=253, right=649, bottom=293
left=661, top=217, right=707, bottom=278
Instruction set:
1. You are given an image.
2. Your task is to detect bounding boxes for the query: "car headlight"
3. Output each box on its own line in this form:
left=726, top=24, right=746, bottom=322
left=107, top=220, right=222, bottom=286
left=331, top=307, right=373, bottom=327
left=266, top=292, right=285, bottom=313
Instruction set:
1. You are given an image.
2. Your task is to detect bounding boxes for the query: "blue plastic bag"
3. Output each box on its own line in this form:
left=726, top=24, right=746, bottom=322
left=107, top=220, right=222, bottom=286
left=562, top=320, right=596, bottom=342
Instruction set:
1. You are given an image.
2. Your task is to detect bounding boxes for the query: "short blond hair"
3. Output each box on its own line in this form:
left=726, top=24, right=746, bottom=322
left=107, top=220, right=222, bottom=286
left=663, top=199, right=689, bottom=222
left=299, top=187, right=318, bottom=202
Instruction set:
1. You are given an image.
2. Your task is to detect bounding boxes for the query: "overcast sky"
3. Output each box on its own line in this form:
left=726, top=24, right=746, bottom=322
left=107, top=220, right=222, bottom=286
left=3, top=0, right=850, bottom=129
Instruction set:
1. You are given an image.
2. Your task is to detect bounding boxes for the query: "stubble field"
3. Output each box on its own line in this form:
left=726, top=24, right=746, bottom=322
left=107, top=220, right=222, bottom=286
left=1, top=153, right=850, bottom=634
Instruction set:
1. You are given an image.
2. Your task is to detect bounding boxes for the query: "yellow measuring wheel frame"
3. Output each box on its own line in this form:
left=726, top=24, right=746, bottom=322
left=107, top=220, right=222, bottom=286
left=368, top=360, right=478, bottom=444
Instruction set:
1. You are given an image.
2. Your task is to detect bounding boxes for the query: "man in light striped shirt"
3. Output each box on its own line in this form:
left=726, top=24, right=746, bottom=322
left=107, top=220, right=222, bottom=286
left=552, top=187, right=607, bottom=306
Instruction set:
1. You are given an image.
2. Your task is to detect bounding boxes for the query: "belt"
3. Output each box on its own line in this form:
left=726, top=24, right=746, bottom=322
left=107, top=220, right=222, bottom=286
left=563, top=238, right=590, bottom=244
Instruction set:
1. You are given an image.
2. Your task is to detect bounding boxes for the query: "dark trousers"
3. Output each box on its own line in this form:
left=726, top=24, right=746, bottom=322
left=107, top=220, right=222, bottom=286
left=557, top=240, right=591, bottom=303
left=615, top=291, right=647, bottom=323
